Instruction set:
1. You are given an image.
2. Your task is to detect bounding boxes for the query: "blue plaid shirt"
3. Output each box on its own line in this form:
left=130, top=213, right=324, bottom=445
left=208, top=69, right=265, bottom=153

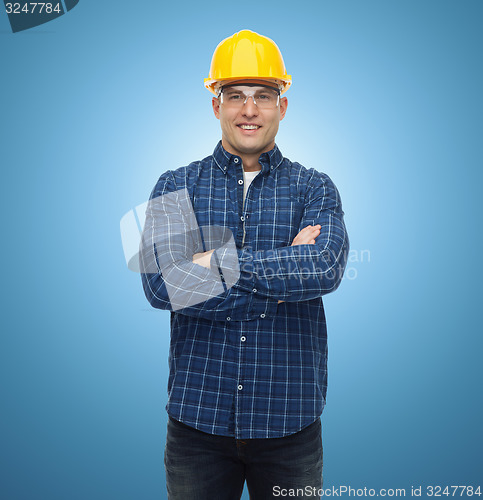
left=141, top=141, right=349, bottom=439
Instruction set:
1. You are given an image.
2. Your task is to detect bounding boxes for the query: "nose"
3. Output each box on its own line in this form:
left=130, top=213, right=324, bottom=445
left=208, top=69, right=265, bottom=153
left=241, top=96, right=259, bottom=117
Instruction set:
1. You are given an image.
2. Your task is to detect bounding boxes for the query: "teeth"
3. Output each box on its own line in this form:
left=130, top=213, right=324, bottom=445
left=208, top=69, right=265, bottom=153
left=240, top=125, right=259, bottom=130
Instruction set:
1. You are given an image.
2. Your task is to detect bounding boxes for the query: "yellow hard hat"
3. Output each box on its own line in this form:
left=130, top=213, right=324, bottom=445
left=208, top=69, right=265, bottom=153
left=204, top=30, right=292, bottom=96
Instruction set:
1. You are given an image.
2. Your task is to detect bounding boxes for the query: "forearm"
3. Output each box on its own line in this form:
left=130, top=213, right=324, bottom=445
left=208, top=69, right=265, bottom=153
left=140, top=243, right=277, bottom=321
left=214, top=223, right=349, bottom=302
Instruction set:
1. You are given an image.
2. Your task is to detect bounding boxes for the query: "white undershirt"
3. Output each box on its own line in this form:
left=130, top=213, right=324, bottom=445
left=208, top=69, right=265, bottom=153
left=242, top=169, right=261, bottom=245
left=243, top=169, right=260, bottom=205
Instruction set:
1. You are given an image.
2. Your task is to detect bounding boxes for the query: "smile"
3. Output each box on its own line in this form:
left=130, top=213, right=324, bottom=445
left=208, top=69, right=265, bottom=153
left=238, top=124, right=260, bottom=130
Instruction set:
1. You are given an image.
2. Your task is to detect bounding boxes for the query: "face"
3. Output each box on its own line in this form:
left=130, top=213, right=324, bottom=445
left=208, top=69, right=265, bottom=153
left=212, top=81, right=288, bottom=159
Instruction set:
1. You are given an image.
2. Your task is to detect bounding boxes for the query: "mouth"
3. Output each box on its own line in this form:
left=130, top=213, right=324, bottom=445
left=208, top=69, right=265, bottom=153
left=237, top=124, right=261, bottom=132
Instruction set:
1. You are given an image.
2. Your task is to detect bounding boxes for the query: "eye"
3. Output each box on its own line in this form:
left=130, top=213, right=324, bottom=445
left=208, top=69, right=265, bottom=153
left=256, top=93, right=273, bottom=101
left=227, top=93, right=242, bottom=101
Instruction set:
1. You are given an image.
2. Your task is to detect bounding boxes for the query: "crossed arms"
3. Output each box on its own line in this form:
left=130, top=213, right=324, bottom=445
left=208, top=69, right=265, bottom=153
left=193, top=225, right=323, bottom=304
left=140, top=170, right=349, bottom=321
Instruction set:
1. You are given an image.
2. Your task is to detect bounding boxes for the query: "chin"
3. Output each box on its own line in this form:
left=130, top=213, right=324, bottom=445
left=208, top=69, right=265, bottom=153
left=238, top=141, right=272, bottom=155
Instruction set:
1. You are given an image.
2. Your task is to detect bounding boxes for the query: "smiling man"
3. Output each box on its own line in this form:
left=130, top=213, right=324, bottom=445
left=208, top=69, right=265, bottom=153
left=140, top=30, right=349, bottom=499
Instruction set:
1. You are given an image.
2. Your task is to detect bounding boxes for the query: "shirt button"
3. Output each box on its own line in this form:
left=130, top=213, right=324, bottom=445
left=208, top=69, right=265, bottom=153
left=226, top=317, right=231, bottom=321
left=238, top=179, right=243, bottom=185
left=260, top=313, right=266, bottom=319
left=252, top=288, right=257, bottom=293
left=241, top=336, right=246, bottom=342
left=234, top=158, right=239, bottom=163
left=238, top=384, right=243, bottom=390
left=240, top=216, right=245, bottom=221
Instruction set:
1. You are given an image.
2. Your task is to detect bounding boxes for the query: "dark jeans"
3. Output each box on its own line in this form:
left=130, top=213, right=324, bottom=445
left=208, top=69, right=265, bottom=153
left=165, top=416, right=323, bottom=500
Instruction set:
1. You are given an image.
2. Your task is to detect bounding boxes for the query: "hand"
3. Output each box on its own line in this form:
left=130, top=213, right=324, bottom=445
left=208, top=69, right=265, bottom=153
left=291, top=224, right=321, bottom=246
left=192, top=249, right=215, bottom=269
left=277, top=225, right=320, bottom=305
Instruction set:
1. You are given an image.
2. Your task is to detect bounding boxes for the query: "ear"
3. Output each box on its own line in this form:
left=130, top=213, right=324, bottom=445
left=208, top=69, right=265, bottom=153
left=212, top=97, right=221, bottom=119
left=279, top=97, right=288, bottom=121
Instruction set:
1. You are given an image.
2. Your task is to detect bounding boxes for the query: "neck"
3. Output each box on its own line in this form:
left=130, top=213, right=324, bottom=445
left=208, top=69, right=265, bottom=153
left=240, top=153, right=262, bottom=172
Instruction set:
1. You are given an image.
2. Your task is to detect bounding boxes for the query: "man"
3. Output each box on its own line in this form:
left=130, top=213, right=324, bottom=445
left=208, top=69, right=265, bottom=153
left=140, top=30, right=349, bottom=499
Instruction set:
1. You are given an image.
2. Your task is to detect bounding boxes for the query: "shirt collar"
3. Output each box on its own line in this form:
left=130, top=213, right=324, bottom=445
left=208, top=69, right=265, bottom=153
left=212, top=141, right=284, bottom=175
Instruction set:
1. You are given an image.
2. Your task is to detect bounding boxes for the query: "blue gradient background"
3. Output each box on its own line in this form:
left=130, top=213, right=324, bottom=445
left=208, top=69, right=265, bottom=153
left=1, top=1, right=482, bottom=499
